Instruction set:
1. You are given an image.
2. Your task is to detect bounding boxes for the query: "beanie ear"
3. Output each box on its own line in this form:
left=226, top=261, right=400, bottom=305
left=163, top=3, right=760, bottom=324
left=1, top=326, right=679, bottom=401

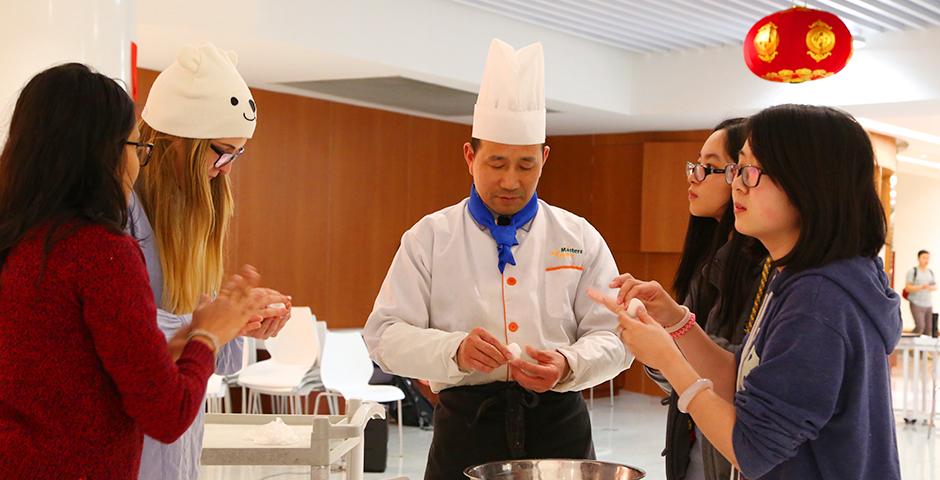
left=177, top=45, right=202, bottom=73
left=224, top=50, right=239, bottom=67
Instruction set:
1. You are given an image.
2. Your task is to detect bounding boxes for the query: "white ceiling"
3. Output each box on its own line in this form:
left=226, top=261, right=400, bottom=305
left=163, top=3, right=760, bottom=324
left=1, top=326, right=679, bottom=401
left=451, top=0, right=940, bottom=53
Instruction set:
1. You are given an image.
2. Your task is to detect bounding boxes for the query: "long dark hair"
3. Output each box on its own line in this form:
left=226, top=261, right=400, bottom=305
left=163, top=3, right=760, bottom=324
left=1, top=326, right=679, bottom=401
left=673, top=118, right=747, bottom=303
left=713, top=219, right=768, bottom=333
left=747, top=104, right=885, bottom=272
left=0, top=63, right=135, bottom=269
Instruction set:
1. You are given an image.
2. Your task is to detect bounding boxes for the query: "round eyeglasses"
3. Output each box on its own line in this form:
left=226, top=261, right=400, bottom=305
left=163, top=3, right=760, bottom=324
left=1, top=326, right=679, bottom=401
left=724, top=163, right=765, bottom=188
left=126, top=141, right=155, bottom=167
left=211, top=143, right=246, bottom=169
left=686, top=162, right=728, bottom=183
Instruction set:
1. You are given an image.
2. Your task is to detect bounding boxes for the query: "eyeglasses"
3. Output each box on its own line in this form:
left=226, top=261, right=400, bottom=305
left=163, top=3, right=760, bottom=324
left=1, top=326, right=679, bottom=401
left=724, top=163, right=766, bottom=188
left=685, top=161, right=728, bottom=183
left=126, top=141, right=155, bottom=166
left=210, top=143, right=246, bottom=169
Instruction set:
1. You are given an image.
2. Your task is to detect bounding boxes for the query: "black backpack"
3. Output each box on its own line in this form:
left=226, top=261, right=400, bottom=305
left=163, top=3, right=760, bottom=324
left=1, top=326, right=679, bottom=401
left=904, top=268, right=935, bottom=300
left=389, top=376, right=434, bottom=429
left=912, top=268, right=935, bottom=282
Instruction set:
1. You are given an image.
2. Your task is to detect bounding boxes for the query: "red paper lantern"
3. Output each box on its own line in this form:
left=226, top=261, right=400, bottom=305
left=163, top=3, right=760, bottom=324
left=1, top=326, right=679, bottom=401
left=744, top=6, right=853, bottom=83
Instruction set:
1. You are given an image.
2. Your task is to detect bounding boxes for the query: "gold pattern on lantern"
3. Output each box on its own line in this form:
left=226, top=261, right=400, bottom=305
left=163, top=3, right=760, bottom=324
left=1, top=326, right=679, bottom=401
left=764, top=68, right=833, bottom=83
left=806, top=20, right=836, bottom=62
left=754, top=21, right=780, bottom=63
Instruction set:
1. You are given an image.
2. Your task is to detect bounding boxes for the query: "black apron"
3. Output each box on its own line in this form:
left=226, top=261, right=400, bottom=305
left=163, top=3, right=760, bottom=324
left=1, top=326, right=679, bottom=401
left=424, top=382, right=594, bottom=480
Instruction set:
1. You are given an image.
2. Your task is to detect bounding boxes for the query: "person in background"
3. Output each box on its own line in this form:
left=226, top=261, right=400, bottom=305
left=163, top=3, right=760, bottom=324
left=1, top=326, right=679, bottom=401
left=0, top=62, right=287, bottom=478
left=130, top=43, right=292, bottom=480
left=904, top=249, right=935, bottom=335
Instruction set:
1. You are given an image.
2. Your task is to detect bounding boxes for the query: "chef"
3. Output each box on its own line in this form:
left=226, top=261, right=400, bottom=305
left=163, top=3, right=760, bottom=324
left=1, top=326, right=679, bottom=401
left=363, top=38, right=631, bottom=480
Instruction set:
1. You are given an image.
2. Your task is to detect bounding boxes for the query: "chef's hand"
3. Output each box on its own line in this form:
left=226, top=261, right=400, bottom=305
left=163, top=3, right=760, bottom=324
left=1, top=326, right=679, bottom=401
left=456, top=327, right=512, bottom=373
left=609, top=273, right=685, bottom=328
left=240, top=289, right=292, bottom=339
left=509, top=346, right=570, bottom=393
left=588, top=288, right=683, bottom=372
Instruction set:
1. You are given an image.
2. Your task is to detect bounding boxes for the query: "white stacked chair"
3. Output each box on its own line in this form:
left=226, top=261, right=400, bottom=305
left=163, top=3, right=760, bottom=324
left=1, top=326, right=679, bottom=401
left=236, top=307, right=324, bottom=414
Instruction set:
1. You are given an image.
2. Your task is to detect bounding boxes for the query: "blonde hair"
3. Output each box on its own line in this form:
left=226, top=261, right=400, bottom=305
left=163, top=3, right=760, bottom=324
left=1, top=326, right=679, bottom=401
left=136, top=121, right=234, bottom=314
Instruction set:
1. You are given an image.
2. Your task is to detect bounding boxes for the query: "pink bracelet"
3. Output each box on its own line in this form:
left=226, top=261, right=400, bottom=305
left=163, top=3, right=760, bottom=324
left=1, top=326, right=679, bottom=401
left=663, top=307, right=696, bottom=339
left=670, top=316, right=696, bottom=339
left=664, top=306, right=692, bottom=333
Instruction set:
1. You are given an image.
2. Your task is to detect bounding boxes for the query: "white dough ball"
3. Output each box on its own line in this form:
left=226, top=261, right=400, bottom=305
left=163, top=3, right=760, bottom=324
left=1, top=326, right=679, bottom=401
left=507, top=342, right=522, bottom=359
left=626, top=298, right=646, bottom=319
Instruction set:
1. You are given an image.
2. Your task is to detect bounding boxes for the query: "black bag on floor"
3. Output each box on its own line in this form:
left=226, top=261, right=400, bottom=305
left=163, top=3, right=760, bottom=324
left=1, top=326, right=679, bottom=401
left=363, top=417, right=388, bottom=473
left=390, top=376, right=434, bottom=429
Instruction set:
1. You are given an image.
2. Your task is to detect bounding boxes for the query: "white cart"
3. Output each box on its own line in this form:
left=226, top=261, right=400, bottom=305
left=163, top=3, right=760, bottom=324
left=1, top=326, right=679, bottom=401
left=895, top=335, right=939, bottom=434
left=202, top=399, right=386, bottom=480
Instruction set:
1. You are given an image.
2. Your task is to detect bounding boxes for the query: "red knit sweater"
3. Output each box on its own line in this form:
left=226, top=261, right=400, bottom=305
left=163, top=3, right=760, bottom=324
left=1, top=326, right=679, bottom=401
left=0, top=223, right=214, bottom=478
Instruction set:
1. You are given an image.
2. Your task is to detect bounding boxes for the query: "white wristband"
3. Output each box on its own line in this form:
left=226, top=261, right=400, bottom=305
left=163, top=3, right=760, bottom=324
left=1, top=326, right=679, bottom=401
left=664, top=306, right=692, bottom=334
left=678, top=378, right=714, bottom=413
left=187, top=328, right=220, bottom=355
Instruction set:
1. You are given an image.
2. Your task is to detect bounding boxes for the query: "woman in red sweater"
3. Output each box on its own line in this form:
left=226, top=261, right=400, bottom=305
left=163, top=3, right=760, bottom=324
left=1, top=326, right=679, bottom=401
left=0, top=64, right=288, bottom=478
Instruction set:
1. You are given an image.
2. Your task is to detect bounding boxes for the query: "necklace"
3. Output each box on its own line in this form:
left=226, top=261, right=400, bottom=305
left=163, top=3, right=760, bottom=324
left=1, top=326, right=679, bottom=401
left=745, top=256, right=774, bottom=334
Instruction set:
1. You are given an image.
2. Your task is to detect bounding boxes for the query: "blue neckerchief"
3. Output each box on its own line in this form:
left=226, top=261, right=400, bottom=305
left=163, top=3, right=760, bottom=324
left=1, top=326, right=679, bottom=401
left=467, top=185, right=539, bottom=273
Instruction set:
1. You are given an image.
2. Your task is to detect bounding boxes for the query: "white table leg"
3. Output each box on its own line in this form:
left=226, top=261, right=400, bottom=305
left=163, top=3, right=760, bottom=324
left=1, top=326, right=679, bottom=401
left=903, top=345, right=911, bottom=422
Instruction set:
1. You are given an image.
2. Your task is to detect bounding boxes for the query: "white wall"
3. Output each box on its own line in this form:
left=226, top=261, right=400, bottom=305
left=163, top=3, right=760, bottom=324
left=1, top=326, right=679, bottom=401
left=0, top=0, right=136, bottom=144
left=893, top=171, right=940, bottom=331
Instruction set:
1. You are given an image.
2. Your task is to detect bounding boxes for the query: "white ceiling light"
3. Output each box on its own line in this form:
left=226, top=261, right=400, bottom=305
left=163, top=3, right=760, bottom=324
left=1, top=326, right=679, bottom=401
left=898, top=155, right=940, bottom=170
left=857, top=117, right=940, bottom=146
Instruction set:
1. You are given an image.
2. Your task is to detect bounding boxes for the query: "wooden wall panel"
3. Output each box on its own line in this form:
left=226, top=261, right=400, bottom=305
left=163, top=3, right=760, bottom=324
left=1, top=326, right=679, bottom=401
left=593, top=130, right=711, bottom=147
left=404, top=117, right=471, bottom=226
left=646, top=253, right=683, bottom=289
left=228, top=91, right=333, bottom=314
left=322, top=105, right=411, bottom=327
left=640, top=142, right=699, bottom=253
left=592, top=143, right=644, bottom=252
left=611, top=252, right=648, bottom=282
left=537, top=135, right=594, bottom=217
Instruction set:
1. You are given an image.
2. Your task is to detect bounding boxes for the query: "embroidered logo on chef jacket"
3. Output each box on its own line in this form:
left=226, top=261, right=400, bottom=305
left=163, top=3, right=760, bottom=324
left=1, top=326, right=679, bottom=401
left=546, top=247, right=585, bottom=272
left=550, top=247, right=584, bottom=259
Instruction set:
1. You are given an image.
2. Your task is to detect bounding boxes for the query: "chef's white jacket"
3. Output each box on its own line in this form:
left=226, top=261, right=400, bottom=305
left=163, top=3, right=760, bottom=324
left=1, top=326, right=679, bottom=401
left=363, top=198, right=633, bottom=393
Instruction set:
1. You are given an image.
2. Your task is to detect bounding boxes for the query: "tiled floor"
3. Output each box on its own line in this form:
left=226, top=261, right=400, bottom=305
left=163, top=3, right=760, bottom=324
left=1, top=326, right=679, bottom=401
left=200, top=391, right=940, bottom=479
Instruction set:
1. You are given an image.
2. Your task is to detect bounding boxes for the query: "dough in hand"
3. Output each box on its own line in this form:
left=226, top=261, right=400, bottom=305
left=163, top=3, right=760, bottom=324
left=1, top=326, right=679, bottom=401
left=507, top=342, right=523, bottom=359
left=626, top=298, right=646, bottom=319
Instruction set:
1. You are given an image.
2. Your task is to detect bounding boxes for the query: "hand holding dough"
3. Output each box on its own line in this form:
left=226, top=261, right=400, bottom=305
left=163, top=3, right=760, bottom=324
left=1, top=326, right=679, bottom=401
left=626, top=298, right=646, bottom=319
left=507, top=342, right=523, bottom=360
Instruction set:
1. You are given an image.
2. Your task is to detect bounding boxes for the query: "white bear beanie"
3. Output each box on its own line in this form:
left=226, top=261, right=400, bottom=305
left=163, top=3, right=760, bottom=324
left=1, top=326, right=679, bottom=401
left=142, top=43, right=256, bottom=139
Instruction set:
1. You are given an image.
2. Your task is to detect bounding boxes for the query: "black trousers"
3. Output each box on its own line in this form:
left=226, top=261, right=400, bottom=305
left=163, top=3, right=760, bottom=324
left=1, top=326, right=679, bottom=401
left=424, top=382, right=594, bottom=480
left=663, top=390, right=693, bottom=480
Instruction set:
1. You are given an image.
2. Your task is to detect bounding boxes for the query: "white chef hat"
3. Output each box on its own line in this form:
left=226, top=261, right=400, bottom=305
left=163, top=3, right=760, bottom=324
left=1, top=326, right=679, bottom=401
left=142, top=43, right=257, bottom=139
left=471, top=39, right=545, bottom=146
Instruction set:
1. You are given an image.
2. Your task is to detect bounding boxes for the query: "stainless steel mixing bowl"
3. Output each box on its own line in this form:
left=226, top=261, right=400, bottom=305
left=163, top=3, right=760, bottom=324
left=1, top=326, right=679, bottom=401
left=464, top=459, right=646, bottom=480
